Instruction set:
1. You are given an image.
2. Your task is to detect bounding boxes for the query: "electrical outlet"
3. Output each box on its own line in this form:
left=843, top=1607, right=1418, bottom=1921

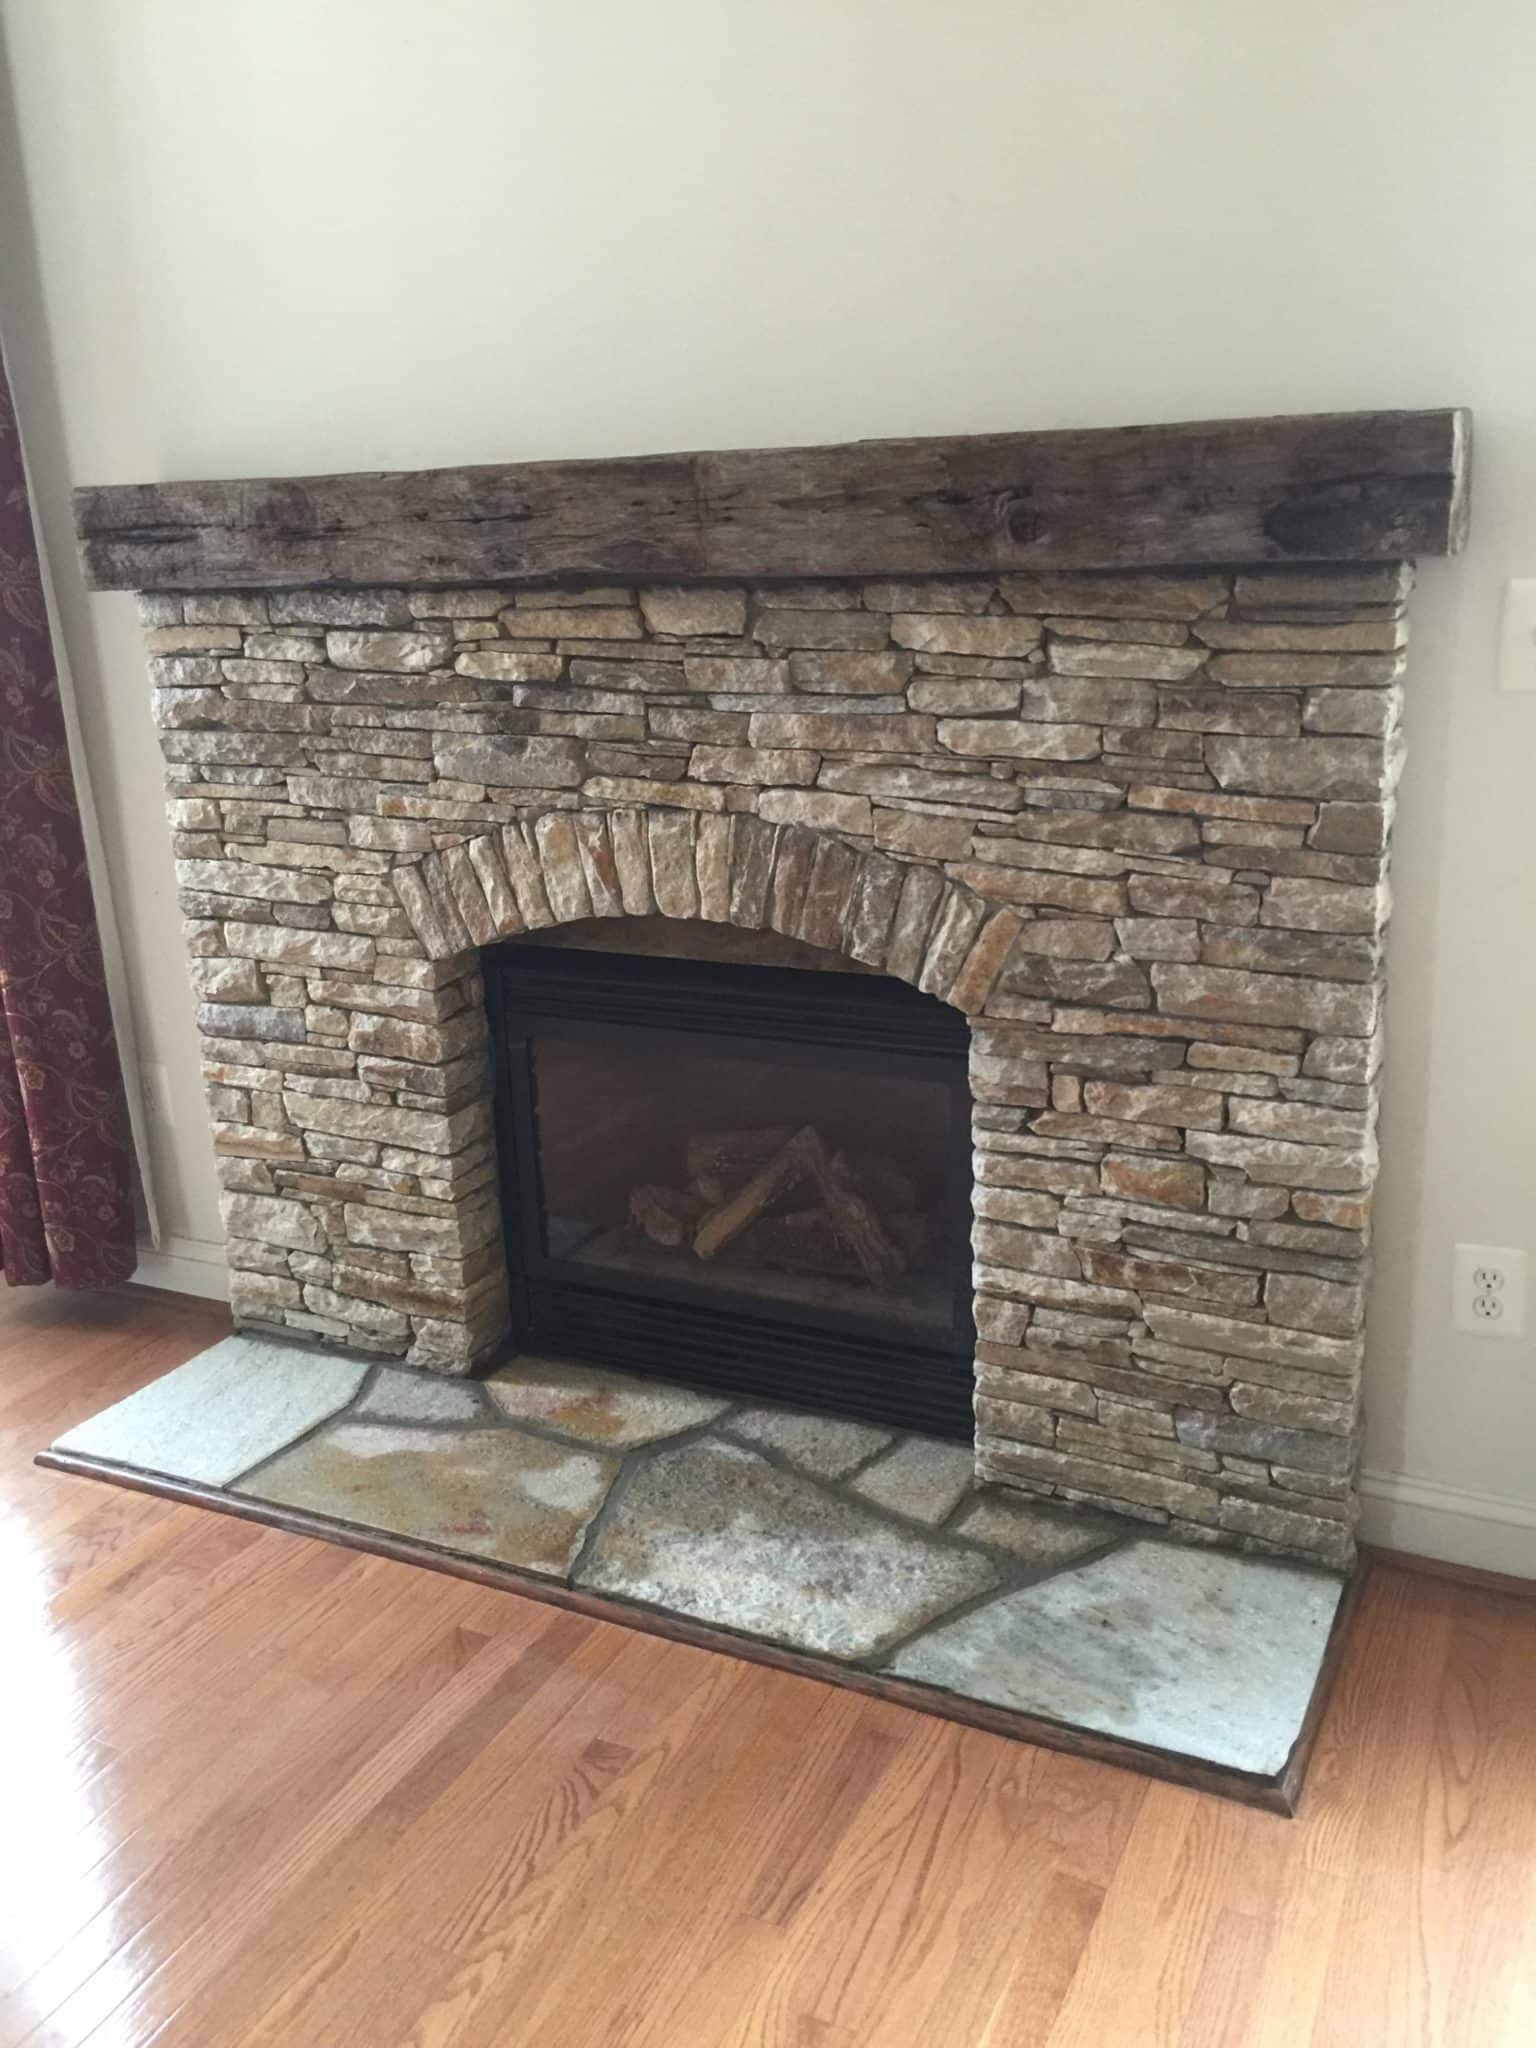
left=1453, top=1243, right=1528, bottom=1337
left=139, top=1062, right=173, bottom=1128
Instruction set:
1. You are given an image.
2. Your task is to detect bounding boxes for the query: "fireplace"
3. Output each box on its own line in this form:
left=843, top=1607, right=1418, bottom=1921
left=74, top=405, right=1472, bottom=1570
left=487, top=943, right=975, bottom=1437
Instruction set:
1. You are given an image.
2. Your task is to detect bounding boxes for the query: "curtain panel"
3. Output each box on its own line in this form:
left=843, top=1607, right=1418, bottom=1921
left=0, top=353, right=136, bottom=1287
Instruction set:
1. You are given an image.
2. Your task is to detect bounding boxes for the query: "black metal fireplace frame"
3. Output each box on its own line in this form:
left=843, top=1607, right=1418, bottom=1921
left=485, top=943, right=977, bottom=1441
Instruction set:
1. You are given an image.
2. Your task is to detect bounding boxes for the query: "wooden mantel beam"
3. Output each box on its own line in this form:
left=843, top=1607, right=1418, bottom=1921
left=73, top=407, right=1470, bottom=592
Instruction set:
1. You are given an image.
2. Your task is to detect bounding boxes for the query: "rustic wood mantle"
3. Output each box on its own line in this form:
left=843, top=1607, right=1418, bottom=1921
left=74, top=407, right=1471, bottom=592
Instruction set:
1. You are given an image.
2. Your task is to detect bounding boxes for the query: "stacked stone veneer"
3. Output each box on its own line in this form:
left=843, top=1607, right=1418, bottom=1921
left=144, top=563, right=1412, bottom=1569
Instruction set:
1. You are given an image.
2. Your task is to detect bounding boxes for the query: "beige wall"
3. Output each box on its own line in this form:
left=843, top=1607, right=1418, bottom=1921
left=2, top=0, right=1531, bottom=1568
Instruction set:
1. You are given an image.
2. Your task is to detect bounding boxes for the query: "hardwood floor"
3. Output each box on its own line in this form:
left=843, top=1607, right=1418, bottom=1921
left=2, top=1283, right=1533, bottom=2047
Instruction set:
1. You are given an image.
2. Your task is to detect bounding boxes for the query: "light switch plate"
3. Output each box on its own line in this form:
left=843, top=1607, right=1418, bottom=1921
left=1497, top=579, right=1536, bottom=693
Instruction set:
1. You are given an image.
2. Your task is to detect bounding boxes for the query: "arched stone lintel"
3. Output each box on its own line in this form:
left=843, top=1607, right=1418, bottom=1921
left=391, top=805, right=1026, bottom=1021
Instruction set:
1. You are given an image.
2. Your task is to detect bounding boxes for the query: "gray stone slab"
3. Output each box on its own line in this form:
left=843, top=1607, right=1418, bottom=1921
left=849, top=1437, right=976, bottom=1523
left=354, top=1367, right=488, bottom=1425
left=485, top=1355, right=729, bottom=1447
left=578, top=1437, right=996, bottom=1660
left=725, top=1404, right=893, bottom=1479
left=885, top=1539, right=1344, bottom=1776
left=953, top=1491, right=1124, bottom=1569
left=239, top=1421, right=620, bottom=1577
left=51, top=1335, right=368, bottom=1486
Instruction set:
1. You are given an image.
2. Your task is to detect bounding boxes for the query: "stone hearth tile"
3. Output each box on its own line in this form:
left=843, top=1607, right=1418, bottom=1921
left=884, top=1539, right=1344, bottom=1776
left=485, top=1355, right=729, bottom=1447
left=238, top=1421, right=620, bottom=1577
left=52, top=1335, right=368, bottom=1487
left=724, top=1404, right=893, bottom=1479
left=953, top=1491, right=1124, bottom=1568
left=849, top=1436, right=975, bottom=1523
left=355, top=1367, right=488, bottom=1425
left=578, top=1437, right=996, bottom=1660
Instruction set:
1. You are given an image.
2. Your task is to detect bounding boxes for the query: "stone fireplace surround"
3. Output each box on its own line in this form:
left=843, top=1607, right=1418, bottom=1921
left=77, top=409, right=1471, bottom=1573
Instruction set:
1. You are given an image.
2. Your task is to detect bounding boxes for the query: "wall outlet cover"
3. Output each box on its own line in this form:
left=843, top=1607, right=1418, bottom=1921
left=1453, top=1243, right=1528, bottom=1338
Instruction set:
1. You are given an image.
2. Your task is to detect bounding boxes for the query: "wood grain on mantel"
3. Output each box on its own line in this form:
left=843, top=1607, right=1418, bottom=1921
left=74, top=407, right=1471, bottom=592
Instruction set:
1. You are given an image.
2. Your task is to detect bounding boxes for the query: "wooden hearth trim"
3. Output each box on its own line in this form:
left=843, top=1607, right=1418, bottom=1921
left=34, top=1444, right=1368, bottom=1814
left=74, top=408, right=1470, bottom=591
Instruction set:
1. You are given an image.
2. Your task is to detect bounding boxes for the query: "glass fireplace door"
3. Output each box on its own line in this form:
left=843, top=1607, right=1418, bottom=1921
left=487, top=947, right=976, bottom=1441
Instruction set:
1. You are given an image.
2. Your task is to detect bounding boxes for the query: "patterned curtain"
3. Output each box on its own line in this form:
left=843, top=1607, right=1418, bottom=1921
left=0, top=350, right=136, bottom=1287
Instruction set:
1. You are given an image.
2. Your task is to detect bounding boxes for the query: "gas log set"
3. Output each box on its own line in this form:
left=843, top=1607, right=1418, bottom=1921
left=626, top=1124, right=930, bottom=1289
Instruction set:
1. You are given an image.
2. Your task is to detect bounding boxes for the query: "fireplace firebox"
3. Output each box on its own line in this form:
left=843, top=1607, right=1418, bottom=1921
left=486, top=947, right=976, bottom=1440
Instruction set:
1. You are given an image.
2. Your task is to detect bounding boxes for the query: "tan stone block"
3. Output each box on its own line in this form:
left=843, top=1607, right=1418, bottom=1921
left=1226, top=1097, right=1373, bottom=1147
left=1100, top=1153, right=1205, bottom=1211
left=1045, top=616, right=1192, bottom=646
left=1261, top=874, right=1386, bottom=935
left=981, top=1439, right=1221, bottom=1521
left=682, top=655, right=791, bottom=693
left=1230, top=1379, right=1357, bottom=1434
left=907, top=677, right=1019, bottom=715
left=1219, top=1496, right=1353, bottom=1567
left=917, top=889, right=987, bottom=999
left=1152, top=962, right=1377, bottom=1037
left=583, top=776, right=726, bottom=810
left=649, top=809, right=701, bottom=918
left=875, top=809, right=972, bottom=859
left=999, top=573, right=1227, bottom=619
left=222, top=1190, right=324, bottom=1250
left=767, top=825, right=816, bottom=936
left=1207, top=651, right=1404, bottom=688
left=845, top=850, right=905, bottom=968
left=688, top=746, right=818, bottom=786
left=863, top=578, right=994, bottom=613
left=1309, top=801, right=1391, bottom=856
left=748, top=712, right=934, bottom=753
left=1079, top=1249, right=1258, bottom=1311
left=1185, top=1128, right=1374, bottom=1193
left=1005, top=809, right=1200, bottom=855
left=973, top=1186, right=1062, bottom=1230
left=949, top=907, right=1026, bottom=1014
left=1047, top=640, right=1205, bottom=682
left=1144, top=1302, right=1363, bottom=1379
left=144, top=624, right=243, bottom=653
left=1264, top=1271, right=1365, bottom=1337
left=1009, top=918, right=1114, bottom=962
left=955, top=863, right=1125, bottom=916
left=502, top=607, right=642, bottom=640
left=1292, top=1189, right=1372, bottom=1231
left=1302, top=686, right=1402, bottom=738
left=638, top=587, right=747, bottom=637
left=884, top=864, right=947, bottom=981
left=891, top=614, right=1042, bottom=659
left=937, top=718, right=1101, bottom=762
left=1083, top=1082, right=1222, bottom=1131
left=1199, top=925, right=1378, bottom=984
left=756, top=609, right=889, bottom=652
left=789, top=651, right=912, bottom=694
left=1019, top=675, right=1159, bottom=724
left=797, top=837, right=861, bottom=953
left=1030, top=1110, right=1182, bottom=1153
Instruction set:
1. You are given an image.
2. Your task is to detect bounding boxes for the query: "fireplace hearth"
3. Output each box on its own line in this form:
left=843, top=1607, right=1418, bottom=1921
left=487, top=945, right=975, bottom=1438
left=75, top=407, right=1472, bottom=1569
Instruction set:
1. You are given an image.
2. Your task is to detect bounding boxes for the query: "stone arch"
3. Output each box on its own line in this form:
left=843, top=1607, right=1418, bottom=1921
left=390, top=805, right=1025, bottom=1020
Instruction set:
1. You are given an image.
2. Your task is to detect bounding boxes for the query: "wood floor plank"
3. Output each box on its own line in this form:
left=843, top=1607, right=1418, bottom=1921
left=3, top=1282, right=1536, bottom=2048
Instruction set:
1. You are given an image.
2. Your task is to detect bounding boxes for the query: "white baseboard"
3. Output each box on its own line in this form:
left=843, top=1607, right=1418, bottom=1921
left=1360, top=1467, right=1536, bottom=1580
left=130, top=1234, right=230, bottom=1303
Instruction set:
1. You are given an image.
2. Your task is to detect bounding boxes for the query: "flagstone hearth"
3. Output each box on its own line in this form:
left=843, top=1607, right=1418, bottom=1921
left=44, top=1336, right=1348, bottom=1808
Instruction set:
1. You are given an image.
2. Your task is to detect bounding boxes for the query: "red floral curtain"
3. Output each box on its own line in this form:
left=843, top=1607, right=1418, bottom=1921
left=0, top=351, right=136, bottom=1288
